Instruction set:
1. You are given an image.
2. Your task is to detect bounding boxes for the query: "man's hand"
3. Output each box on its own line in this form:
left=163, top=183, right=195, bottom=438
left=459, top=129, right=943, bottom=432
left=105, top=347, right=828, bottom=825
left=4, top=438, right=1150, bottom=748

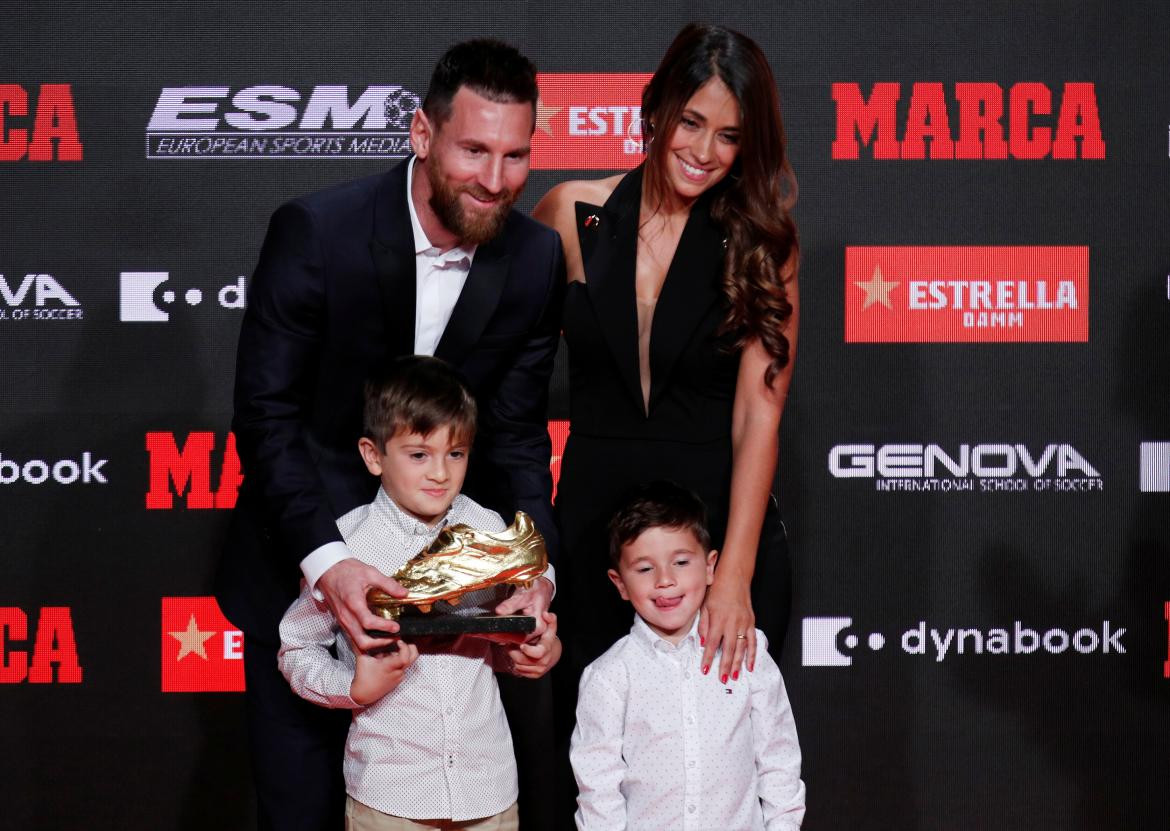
left=493, top=576, right=554, bottom=637
left=316, top=558, right=408, bottom=652
left=503, top=611, right=560, bottom=678
left=350, top=641, right=419, bottom=706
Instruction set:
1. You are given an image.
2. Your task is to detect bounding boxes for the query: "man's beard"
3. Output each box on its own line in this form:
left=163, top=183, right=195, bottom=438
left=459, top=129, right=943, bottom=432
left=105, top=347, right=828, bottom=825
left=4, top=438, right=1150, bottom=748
left=426, top=163, right=520, bottom=246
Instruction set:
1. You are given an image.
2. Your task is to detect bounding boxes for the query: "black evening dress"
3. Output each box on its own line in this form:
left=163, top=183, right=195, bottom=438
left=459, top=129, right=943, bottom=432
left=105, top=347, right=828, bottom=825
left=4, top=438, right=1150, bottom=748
left=554, top=164, right=792, bottom=682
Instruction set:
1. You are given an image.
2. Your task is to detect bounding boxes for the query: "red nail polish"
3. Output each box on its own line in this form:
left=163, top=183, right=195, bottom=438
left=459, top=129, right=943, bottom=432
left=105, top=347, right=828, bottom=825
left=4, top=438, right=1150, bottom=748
left=733, top=671, right=739, bottom=681
left=702, top=665, right=709, bottom=675
left=721, top=674, right=728, bottom=684
left=749, top=663, right=754, bottom=672
left=700, top=636, right=705, bottom=647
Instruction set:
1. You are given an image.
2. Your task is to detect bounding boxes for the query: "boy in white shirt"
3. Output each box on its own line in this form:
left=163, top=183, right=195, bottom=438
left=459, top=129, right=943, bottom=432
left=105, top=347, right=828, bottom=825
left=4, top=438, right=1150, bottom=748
left=279, top=356, right=559, bottom=830
left=570, top=481, right=804, bottom=830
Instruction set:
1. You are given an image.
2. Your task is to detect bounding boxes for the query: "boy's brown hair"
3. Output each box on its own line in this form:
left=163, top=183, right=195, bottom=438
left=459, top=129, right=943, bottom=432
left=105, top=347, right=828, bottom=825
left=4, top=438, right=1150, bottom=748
left=607, top=480, right=712, bottom=568
left=363, top=356, right=477, bottom=448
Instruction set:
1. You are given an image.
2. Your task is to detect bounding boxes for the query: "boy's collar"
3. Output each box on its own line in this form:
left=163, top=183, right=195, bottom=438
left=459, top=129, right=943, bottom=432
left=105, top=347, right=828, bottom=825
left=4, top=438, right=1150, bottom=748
left=631, top=612, right=702, bottom=653
left=373, top=486, right=454, bottom=537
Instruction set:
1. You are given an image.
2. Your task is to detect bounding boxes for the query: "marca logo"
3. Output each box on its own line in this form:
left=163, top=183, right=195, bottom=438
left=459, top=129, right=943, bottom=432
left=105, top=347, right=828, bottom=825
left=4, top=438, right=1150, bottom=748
left=802, top=615, right=1126, bottom=668
left=0, top=273, right=84, bottom=321
left=531, top=73, right=652, bottom=170
left=145, top=85, right=420, bottom=159
left=831, top=82, right=1105, bottom=160
left=147, top=425, right=571, bottom=509
left=120, top=271, right=247, bottom=322
left=0, top=84, right=83, bottom=161
left=1139, top=442, right=1170, bottom=493
left=845, top=246, right=1088, bottom=342
left=0, top=607, right=83, bottom=683
left=828, top=443, right=1102, bottom=492
left=146, top=432, right=242, bottom=509
left=162, top=597, right=245, bottom=692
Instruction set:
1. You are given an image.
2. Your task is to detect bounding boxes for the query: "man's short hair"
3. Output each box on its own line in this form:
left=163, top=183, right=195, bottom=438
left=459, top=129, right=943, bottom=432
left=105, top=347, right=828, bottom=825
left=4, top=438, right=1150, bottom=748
left=422, top=38, right=539, bottom=128
left=363, top=356, right=477, bottom=449
left=607, top=481, right=712, bottom=569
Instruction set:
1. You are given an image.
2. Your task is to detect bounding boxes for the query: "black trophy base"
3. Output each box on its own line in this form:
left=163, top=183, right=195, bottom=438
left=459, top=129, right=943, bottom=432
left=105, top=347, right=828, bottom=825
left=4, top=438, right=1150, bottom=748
left=365, top=614, right=536, bottom=639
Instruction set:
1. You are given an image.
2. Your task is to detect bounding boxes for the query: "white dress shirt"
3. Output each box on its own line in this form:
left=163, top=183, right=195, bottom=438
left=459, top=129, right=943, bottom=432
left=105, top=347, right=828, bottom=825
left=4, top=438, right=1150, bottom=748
left=279, top=488, right=523, bottom=821
left=571, top=615, right=806, bottom=831
left=407, top=155, right=477, bottom=356
left=299, top=156, right=476, bottom=591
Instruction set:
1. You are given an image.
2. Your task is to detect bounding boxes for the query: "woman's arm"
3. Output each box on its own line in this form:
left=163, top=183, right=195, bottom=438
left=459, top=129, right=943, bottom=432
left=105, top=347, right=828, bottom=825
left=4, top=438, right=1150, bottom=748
left=699, top=269, right=799, bottom=681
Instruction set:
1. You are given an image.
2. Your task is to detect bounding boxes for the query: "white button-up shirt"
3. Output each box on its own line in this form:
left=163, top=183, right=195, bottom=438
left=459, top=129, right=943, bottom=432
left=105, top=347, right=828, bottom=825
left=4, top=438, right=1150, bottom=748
left=406, top=155, right=476, bottom=357
left=279, top=488, right=522, bottom=821
left=571, top=616, right=805, bottom=831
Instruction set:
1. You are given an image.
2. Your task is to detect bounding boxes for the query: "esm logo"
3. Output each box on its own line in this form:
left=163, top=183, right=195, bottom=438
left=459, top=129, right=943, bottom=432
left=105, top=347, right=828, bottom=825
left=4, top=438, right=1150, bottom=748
left=0, top=84, right=83, bottom=161
left=831, top=82, right=1105, bottom=160
left=145, top=85, right=420, bottom=158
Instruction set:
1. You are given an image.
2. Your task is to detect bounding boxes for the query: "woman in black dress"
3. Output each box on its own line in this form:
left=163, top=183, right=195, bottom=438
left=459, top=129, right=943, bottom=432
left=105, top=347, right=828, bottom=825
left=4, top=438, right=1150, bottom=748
left=535, top=22, right=799, bottom=691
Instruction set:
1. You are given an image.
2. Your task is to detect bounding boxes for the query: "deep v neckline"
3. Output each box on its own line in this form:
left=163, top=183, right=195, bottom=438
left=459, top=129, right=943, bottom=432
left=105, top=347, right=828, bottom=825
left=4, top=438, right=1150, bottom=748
left=634, top=209, right=690, bottom=415
left=576, top=164, right=728, bottom=420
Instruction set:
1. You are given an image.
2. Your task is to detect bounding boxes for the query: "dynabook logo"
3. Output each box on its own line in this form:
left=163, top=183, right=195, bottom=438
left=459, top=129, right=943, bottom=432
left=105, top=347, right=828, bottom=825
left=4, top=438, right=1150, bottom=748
left=120, top=271, right=247, bottom=322
left=531, top=74, right=653, bottom=170
left=828, top=443, right=1102, bottom=492
left=846, top=246, right=1088, bottom=342
left=162, top=597, right=245, bottom=692
left=0, top=84, right=83, bottom=161
left=145, top=85, right=421, bottom=158
left=802, top=616, right=1125, bottom=667
left=0, top=451, right=108, bottom=485
left=0, top=273, right=84, bottom=321
left=831, top=82, right=1105, bottom=160
left=0, top=607, right=82, bottom=683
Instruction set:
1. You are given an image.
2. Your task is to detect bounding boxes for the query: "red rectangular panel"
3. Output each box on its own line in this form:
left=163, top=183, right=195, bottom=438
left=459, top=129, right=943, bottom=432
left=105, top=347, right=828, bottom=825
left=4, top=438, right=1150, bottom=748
left=531, top=74, right=653, bottom=170
left=161, top=596, right=245, bottom=692
left=845, top=246, right=1089, bottom=343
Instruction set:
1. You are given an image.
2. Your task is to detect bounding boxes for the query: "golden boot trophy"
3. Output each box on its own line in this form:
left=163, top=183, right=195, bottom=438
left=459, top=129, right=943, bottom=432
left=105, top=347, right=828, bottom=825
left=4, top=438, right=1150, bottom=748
left=367, top=512, right=547, bottom=636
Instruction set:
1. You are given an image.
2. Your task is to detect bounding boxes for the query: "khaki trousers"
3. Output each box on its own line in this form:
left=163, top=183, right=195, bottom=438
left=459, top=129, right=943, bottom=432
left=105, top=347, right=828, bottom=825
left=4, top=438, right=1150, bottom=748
left=345, top=797, right=520, bottom=831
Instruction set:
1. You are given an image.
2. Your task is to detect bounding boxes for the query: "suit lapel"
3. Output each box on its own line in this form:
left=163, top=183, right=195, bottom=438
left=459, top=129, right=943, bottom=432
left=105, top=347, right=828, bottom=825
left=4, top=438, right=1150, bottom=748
left=434, top=233, right=508, bottom=366
left=647, top=195, right=724, bottom=412
left=582, top=169, right=643, bottom=414
left=370, top=159, right=416, bottom=358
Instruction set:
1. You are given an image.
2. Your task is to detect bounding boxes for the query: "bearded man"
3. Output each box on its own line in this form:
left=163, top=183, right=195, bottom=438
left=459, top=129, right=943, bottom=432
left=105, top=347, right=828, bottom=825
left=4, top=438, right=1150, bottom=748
left=216, top=39, right=563, bottom=831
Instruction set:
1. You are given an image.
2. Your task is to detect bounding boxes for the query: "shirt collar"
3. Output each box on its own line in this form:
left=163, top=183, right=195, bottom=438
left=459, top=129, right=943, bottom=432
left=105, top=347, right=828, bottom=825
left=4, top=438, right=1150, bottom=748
left=372, top=485, right=453, bottom=538
left=406, top=156, right=476, bottom=266
left=631, top=611, right=702, bottom=654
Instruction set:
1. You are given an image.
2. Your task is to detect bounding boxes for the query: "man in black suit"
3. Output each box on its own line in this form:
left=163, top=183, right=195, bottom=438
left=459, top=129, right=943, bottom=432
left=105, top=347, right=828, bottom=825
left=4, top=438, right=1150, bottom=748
left=215, top=39, right=563, bottom=831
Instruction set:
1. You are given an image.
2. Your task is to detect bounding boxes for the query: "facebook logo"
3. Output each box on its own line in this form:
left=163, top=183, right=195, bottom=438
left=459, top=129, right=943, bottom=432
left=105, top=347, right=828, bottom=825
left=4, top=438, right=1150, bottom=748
left=1139, top=443, right=1170, bottom=492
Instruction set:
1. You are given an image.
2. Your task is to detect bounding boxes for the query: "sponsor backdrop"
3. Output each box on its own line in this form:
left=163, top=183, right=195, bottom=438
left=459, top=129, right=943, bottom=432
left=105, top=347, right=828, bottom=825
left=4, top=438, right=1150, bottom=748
left=2, top=1, right=1168, bottom=828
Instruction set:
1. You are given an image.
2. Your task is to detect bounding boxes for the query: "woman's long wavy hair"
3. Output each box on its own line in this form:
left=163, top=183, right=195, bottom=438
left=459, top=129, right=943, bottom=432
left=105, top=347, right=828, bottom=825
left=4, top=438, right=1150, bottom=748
left=641, top=22, right=799, bottom=386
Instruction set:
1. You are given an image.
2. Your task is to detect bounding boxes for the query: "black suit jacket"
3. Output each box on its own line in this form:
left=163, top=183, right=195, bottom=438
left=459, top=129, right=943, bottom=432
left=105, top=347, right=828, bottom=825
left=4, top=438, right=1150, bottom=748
left=216, top=158, right=564, bottom=639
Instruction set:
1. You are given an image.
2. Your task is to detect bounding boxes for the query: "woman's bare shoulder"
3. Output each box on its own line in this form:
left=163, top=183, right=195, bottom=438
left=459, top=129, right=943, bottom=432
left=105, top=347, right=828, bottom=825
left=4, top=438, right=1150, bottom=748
left=533, top=176, right=624, bottom=284
left=534, top=175, right=623, bottom=226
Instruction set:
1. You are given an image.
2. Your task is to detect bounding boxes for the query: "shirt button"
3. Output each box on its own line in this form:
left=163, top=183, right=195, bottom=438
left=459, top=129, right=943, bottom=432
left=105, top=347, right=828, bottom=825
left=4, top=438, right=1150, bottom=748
left=688, top=760, right=696, bottom=768
left=687, top=804, right=696, bottom=814
left=684, top=671, right=691, bottom=679
left=687, top=716, right=695, bottom=725
left=445, top=707, right=453, bottom=715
